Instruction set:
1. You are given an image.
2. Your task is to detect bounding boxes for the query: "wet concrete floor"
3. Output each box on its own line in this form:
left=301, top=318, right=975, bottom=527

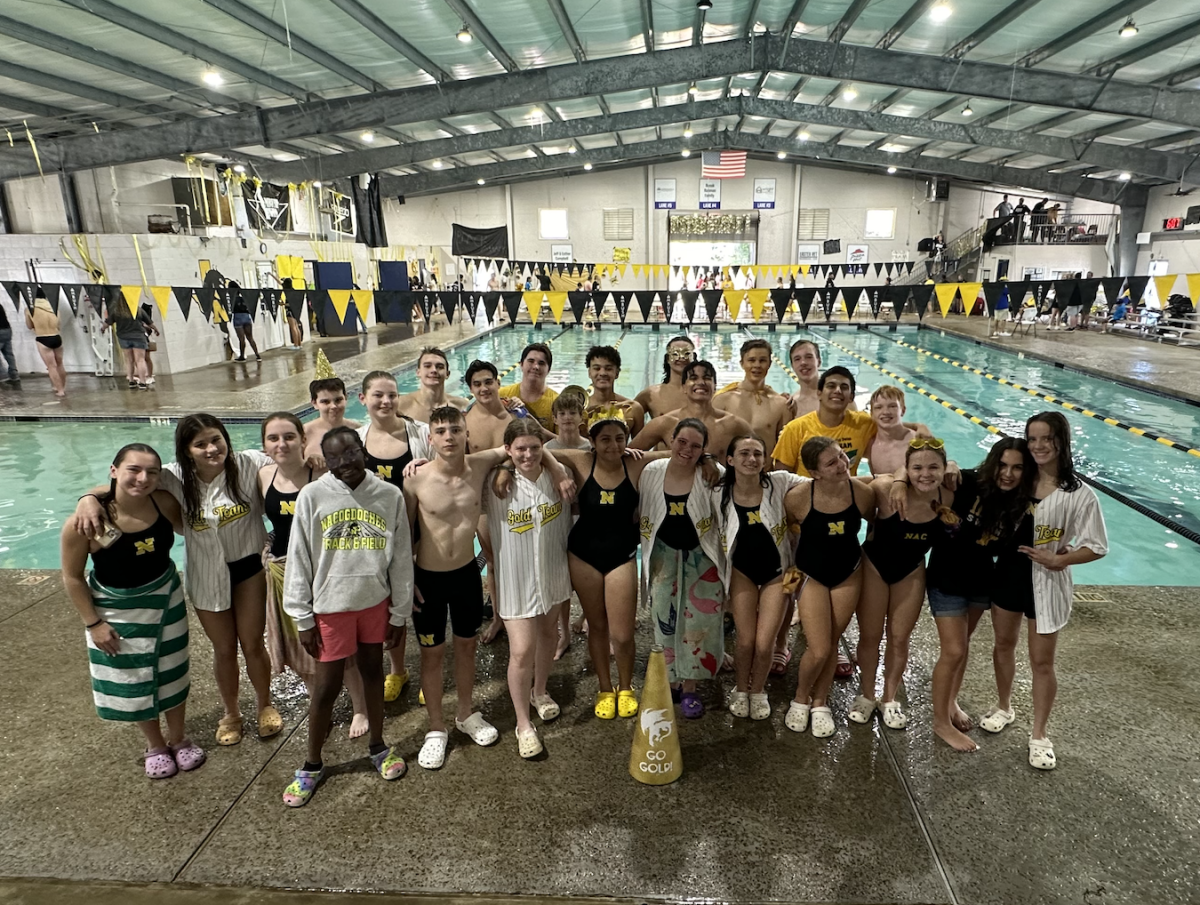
left=0, top=570, right=1195, bottom=905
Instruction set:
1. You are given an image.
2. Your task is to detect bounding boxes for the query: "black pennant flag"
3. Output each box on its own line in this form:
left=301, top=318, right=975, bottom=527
left=873, top=263, right=883, bottom=277
left=502, top=292, right=523, bottom=324
left=482, top=292, right=501, bottom=324
left=7, top=282, right=35, bottom=311
left=462, top=292, right=480, bottom=322
left=910, top=283, right=934, bottom=319
left=40, top=284, right=63, bottom=316
left=700, top=290, right=722, bottom=323
left=374, top=290, right=399, bottom=322
left=416, top=292, right=435, bottom=322
left=613, top=292, right=631, bottom=323
left=891, top=289, right=909, bottom=319
left=844, top=289, right=861, bottom=320
left=60, top=284, right=83, bottom=316
left=1028, top=281, right=1051, bottom=314
left=905, top=261, right=915, bottom=274
left=195, top=286, right=215, bottom=321
left=437, top=292, right=459, bottom=325
left=1076, top=278, right=1101, bottom=309
left=634, top=291, right=655, bottom=323
left=795, top=288, right=817, bottom=323
left=885, top=263, right=895, bottom=277
left=283, top=289, right=306, bottom=321
left=591, top=291, right=608, bottom=320
left=173, top=286, right=195, bottom=321
left=678, top=291, right=698, bottom=323
left=0, top=281, right=18, bottom=309
left=981, top=282, right=1007, bottom=316
left=215, top=287, right=237, bottom=315
left=567, top=292, right=589, bottom=323
left=770, top=289, right=792, bottom=323
left=260, top=288, right=280, bottom=319
left=820, top=289, right=838, bottom=320
left=82, top=284, right=106, bottom=317
left=1126, top=275, right=1150, bottom=304
left=866, top=286, right=884, bottom=318
left=239, top=289, right=262, bottom=320
left=1052, top=279, right=1079, bottom=310
left=1006, top=280, right=1030, bottom=311
left=1100, top=277, right=1127, bottom=306
left=393, top=291, right=416, bottom=322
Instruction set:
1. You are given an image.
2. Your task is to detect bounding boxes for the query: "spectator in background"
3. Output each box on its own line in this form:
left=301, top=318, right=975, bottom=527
left=104, top=298, right=151, bottom=390
left=139, top=302, right=160, bottom=388
left=228, top=282, right=261, bottom=362
left=1031, top=198, right=1049, bottom=242
left=537, top=268, right=552, bottom=292
left=994, top=194, right=1013, bottom=218
left=1013, top=198, right=1030, bottom=241
left=0, top=297, right=18, bottom=385
left=1105, top=293, right=1130, bottom=332
left=27, top=288, right=68, bottom=397
left=524, top=275, right=533, bottom=291
left=281, top=278, right=303, bottom=350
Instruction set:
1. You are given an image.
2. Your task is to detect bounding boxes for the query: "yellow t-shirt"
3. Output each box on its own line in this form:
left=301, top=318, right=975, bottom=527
left=771, top=409, right=877, bottom=476
left=499, top=383, right=559, bottom=432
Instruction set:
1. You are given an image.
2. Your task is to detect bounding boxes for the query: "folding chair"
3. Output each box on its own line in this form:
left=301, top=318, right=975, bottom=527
left=1011, top=304, right=1038, bottom=337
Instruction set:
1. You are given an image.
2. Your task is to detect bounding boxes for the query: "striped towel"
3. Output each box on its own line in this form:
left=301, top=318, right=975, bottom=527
left=86, top=565, right=190, bottom=723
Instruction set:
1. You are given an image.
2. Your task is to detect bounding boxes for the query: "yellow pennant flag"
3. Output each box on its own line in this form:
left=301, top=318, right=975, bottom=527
left=327, top=289, right=353, bottom=325
left=523, top=291, right=542, bottom=325
left=633, top=264, right=644, bottom=277
left=1186, top=273, right=1200, bottom=308
left=800, top=264, right=810, bottom=276
left=148, top=286, right=171, bottom=321
left=547, top=291, right=568, bottom=323
left=934, top=283, right=960, bottom=318
left=618, top=265, right=627, bottom=278
left=352, top=289, right=373, bottom=319
left=682, top=265, right=690, bottom=278
left=120, top=285, right=142, bottom=318
left=960, top=282, right=983, bottom=312
left=747, top=289, right=770, bottom=321
left=1154, top=274, right=1179, bottom=304
left=723, top=288, right=743, bottom=321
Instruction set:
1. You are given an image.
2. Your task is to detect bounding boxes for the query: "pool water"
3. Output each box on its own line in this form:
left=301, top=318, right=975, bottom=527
left=2, top=324, right=1197, bottom=586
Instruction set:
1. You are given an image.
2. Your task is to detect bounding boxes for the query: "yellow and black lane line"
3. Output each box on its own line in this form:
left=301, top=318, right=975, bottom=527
left=874, top=331, right=1200, bottom=459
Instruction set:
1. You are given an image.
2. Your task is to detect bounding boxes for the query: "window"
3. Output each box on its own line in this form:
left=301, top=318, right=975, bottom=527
left=864, top=209, right=895, bottom=239
left=796, top=208, right=829, bottom=241
left=603, top=208, right=634, bottom=241
left=539, top=208, right=569, bottom=239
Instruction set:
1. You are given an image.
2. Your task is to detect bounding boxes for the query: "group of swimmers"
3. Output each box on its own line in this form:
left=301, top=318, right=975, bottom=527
left=62, top=333, right=1108, bottom=805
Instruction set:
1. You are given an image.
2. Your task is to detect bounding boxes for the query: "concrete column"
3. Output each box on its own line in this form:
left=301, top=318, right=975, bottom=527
left=1117, top=185, right=1149, bottom=276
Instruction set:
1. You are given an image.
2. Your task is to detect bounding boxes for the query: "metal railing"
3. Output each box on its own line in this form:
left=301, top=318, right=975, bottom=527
left=989, top=212, right=1114, bottom=247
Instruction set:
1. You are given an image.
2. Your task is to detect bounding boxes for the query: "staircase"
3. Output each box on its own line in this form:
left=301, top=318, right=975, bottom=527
left=893, top=223, right=986, bottom=286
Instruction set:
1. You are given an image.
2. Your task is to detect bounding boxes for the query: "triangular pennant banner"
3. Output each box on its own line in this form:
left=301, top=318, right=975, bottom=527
left=60, top=284, right=83, bottom=316
left=242, top=289, right=265, bottom=320
left=723, top=289, right=743, bottom=321
left=613, top=292, right=631, bottom=323
left=39, top=284, right=62, bottom=316
left=678, top=291, right=698, bottom=323
left=1076, top=278, right=1101, bottom=310
left=1051, top=279, right=1078, bottom=310
left=120, top=285, right=142, bottom=318
left=934, top=283, right=959, bottom=318
left=905, top=262, right=915, bottom=275
left=172, top=286, right=194, bottom=320
left=461, top=292, right=480, bottom=322
left=747, top=289, right=770, bottom=322
left=195, top=286, right=215, bottom=322
left=633, top=291, right=655, bottom=323
left=873, top=263, right=883, bottom=277
left=436, top=291, right=458, bottom=325
left=503, top=292, right=523, bottom=324
left=417, top=292, right=436, bottom=322
left=789, top=288, right=813, bottom=323
left=0, top=281, right=19, bottom=309
left=770, top=289, right=792, bottom=323
left=328, top=289, right=353, bottom=325
left=866, top=286, right=884, bottom=318
left=1153, top=274, right=1178, bottom=304
left=592, top=291, right=608, bottom=320
left=1186, top=274, right=1200, bottom=309
left=819, top=289, right=838, bottom=320
left=910, top=284, right=934, bottom=320
left=960, top=282, right=983, bottom=315
left=483, top=292, right=501, bottom=323
left=522, top=291, right=543, bottom=325
left=844, top=289, right=861, bottom=320
left=981, top=282, right=1006, bottom=316
left=885, top=263, right=895, bottom=277
left=545, top=291, right=567, bottom=324
left=567, top=292, right=589, bottom=323
left=1126, top=275, right=1149, bottom=304
left=700, top=290, right=722, bottom=323
left=1028, top=281, right=1051, bottom=314
left=148, top=286, right=172, bottom=321
left=260, top=288, right=281, bottom=319
left=1100, top=277, right=1127, bottom=306
left=283, top=288, right=306, bottom=321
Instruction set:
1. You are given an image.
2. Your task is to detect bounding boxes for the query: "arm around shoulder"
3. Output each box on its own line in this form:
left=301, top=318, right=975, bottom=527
left=388, top=491, right=414, bottom=625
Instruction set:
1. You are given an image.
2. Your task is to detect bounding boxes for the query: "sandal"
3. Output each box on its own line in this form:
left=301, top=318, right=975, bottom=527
left=834, top=650, right=854, bottom=679
left=168, top=738, right=206, bottom=772
left=680, top=692, right=704, bottom=719
left=728, top=690, right=750, bottom=719
left=383, top=671, right=408, bottom=702
left=144, top=747, right=177, bottom=780
left=749, top=693, right=771, bottom=721
left=216, top=715, right=243, bottom=746
left=532, top=693, right=560, bottom=721
left=517, top=728, right=543, bottom=759
left=785, top=701, right=810, bottom=733
left=282, top=766, right=324, bottom=807
left=1028, top=736, right=1056, bottom=771
left=370, top=745, right=407, bottom=781
left=881, top=701, right=908, bottom=730
left=769, top=648, right=791, bottom=676
left=418, top=731, right=449, bottom=769
left=848, top=695, right=877, bottom=724
left=594, top=691, right=617, bottom=720
left=810, top=706, right=836, bottom=738
left=257, top=705, right=284, bottom=739
left=617, top=687, right=639, bottom=718
left=455, top=712, right=499, bottom=747
left=981, top=707, right=1016, bottom=734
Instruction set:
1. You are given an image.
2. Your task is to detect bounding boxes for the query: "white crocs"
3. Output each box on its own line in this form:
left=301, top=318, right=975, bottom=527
left=728, top=690, right=750, bottom=718
left=418, top=730, right=448, bottom=770
left=1029, top=736, right=1056, bottom=770
left=785, top=701, right=810, bottom=733
left=981, top=707, right=1016, bottom=734
left=848, top=695, right=877, bottom=724
left=749, top=693, right=771, bottom=721
left=456, top=712, right=499, bottom=747
left=881, top=701, right=908, bottom=730
left=810, top=706, right=836, bottom=738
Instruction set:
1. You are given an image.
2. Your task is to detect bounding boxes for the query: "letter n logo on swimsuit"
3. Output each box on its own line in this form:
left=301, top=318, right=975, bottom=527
left=134, top=538, right=155, bottom=555
left=279, top=501, right=295, bottom=516
left=669, top=502, right=686, bottom=516
left=747, top=509, right=763, bottom=525
left=828, top=521, right=845, bottom=535
left=600, top=491, right=616, bottom=504
left=376, top=465, right=393, bottom=479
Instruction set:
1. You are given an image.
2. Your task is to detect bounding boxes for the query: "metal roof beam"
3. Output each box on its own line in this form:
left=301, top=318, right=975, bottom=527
left=326, top=0, right=449, bottom=81
left=1163, top=60, right=1200, bottom=88
left=15, top=33, right=1200, bottom=178
left=786, top=76, right=810, bottom=102
left=869, top=88, right=910, bottom=113
left=972, top=103, right=1018, bottom=127
left=639, top=0, right=654, bottom=51
left=1017, top=0, right=1156, bottom=67
left=2, top=59, right=173, bottom=116
left=57, top=0, right=308, bottom=100
left=877, top=0, right=942, bottom=51
left=744, top=0, right=765, bottom=38
left=829, top=0, right=871, bottom=44
left=442, top=0, right=518, bottom=72
left=945, top=0, right=1045, bottom=60
left=1073, top=118, right=1138, bottom=141
left=173, top=97, right=1200, bottom=187
left=1135, top=129, right=1200, bottom=149
left=779, top=0, right=811, bottom=38
left=922, top=97, right=964, bottom=120
left=0, top=92, right=92, bottom=122
left=693, top=4, right=706, bottom=46
left=545, top=0, right=586, bottom=63
left=380, top=129, right=1138, bottom=205
left=1027, top=111, right=1092, bottom=132
left=1092, top=18, right=1200, bottom=77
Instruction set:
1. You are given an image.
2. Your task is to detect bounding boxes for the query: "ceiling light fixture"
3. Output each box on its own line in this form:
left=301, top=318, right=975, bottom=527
left=688, top=83, right=699, bottom=96
left=1119, top=171, right=1132, bottom=181
left=777, top=151, right=787, bottom=160
left=567, top=145, right=577, bottom=154
left=202, top=70, right=223, bottom=86
left=697, top=0, right=712, bottom=10
left=312, top=181, right=323, bottom=189
left=477, top=178, right=486, bottom=185
left=233, top=164, right=246, bottom=173
left=682, top=149, right=691, bottom=157
left=583, top=162, right=593, bottom=170
left=684, top=126, right=693, bottom=138
left=1119, top=18, right=1138, bottom=37
left=361, top=130, right=375, bottom=142
left=457, top=25, right=472, bottom=43
left=930, top=3, right=952, bottom=22
left=887, top=166, right=897, bottom=174
left=842, top=86, right=858, bottom=101
left=431, top=159, right=443, bottom=169
left=961, top=101, right=973, bottom=117
left=798, top=130, right=811, bottom=142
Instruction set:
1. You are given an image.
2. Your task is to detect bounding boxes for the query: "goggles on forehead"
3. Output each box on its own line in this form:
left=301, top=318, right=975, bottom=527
left=908, top=437, right=945, bottom=450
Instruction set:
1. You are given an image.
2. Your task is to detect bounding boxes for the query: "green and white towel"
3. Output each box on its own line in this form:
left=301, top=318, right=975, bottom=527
left=85, top=565, right=190, bottom=722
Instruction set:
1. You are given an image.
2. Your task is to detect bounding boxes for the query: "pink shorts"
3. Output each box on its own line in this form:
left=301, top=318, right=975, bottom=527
left=313, top=598, right=390, bottom=662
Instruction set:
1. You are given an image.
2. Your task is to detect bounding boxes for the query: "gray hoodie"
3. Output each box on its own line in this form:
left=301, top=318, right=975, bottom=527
left=283, top=471, right=413, bottom=631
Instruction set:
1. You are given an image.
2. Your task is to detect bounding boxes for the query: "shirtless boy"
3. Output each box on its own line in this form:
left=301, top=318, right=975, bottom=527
left=864, top=386, right=916, bottom=477
left=585, top=346, right=644, bottom=437
left=404, top=406, right=572, bottom=769
left=787, top=339, right=827, bottom=417
left=634, top=335, right=695, bottom=420
left=304, top=378, right=360, bottom=464
left=714, top=339, right=790, bottom=446
left=396, top=347, right=470, bottom=423
left=632, top=360, right=753, bottom=457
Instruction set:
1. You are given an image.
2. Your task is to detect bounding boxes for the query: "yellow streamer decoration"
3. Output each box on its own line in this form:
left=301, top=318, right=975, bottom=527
left=1153, top=274, right=1178, bottom=304
left=149, top=286, right=172, bottom=321
left=523, top=291, right=543, bottom=325
left=131, top=235, right=149, bottom=288
left=23, top=122, right=43, bottom=178
left=120, top=285, right=142, bottom=318
left=327, top=290, right=353, bottom=325
left=934, top=283, right=960, bottom=318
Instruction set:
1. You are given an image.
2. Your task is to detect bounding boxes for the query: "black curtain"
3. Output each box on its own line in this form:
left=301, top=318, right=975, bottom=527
left=452, top=223, right=509, bottom=258
left=351, top=174, right=387, bottom=248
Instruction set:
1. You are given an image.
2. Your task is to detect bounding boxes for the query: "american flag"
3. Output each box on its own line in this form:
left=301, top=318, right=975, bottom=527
left=701, top=150, right=747, bottom=179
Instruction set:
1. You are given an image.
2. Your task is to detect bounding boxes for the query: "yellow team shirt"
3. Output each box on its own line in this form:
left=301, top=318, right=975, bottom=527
left=499, top=383, right=559, bottom=432
left=772, top=409, right=877, bottom=476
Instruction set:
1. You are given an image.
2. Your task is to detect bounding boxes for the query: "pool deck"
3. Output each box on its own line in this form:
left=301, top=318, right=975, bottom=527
left=1, top=571, right=1195, bottom=905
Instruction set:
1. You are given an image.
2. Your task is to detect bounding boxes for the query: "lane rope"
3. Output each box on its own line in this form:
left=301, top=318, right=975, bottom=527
left=870, top=330, right=1200, bottom=459
left=810, top=330, right=1200, bottom=549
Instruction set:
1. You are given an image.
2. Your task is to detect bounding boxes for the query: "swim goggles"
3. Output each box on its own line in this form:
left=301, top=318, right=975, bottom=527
left=908, top=437, right=945, bottom=450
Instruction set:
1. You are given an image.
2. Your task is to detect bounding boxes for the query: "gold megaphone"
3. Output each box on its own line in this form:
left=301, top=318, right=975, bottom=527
left=629, top=645, right=683, bottom=785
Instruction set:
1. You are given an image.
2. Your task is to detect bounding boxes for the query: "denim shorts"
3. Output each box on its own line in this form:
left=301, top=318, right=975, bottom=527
left=927, top=588, right=991, bottom=618
left=232, top=312, right=253, bottom=327
left=117, top=335, right=148, bottom=350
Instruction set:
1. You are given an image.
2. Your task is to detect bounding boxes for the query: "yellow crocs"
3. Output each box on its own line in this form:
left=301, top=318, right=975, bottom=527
left=617, top=688, right=639, bottom=718
left=383, top=671, right=408, bottom=702
left=594, top=691, right=617, bottom=720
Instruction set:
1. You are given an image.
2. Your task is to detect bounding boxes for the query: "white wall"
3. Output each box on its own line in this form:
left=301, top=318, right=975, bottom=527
left=73, top=161, right=191, bottom=234
left=5, top=175, right=69, bottom=234
left=1136, top=182, right=1200, bottom=274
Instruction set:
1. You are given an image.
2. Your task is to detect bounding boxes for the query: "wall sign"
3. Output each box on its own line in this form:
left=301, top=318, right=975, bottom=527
left=796, top=244, right=821, bottom=265
left=654, top=178, right=677, bottom=210
left=847, top=244, right=869, bottom=265
left=753, top=178, right=776, bottom=209
left=551, top=245, right=573, bottom=264
left=699, top=179, right=721, bottom=210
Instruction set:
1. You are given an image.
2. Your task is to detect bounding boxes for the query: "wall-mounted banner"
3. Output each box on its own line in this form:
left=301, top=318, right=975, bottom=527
left=551, top=244, right=573, bottom=264
left=699, top=179, right=721, bottom=210
left=654, top=178, right=677, bottom=210
left=797, top=244, right=821, bottom=266
left=847, top=244, right=869, bottom=265
left=753, top=178, right=776, bottom=210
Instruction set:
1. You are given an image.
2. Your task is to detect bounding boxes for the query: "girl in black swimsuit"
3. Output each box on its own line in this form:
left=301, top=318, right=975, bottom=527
left=787, top=436, right=875, bottom=739
left=551, top=410, right=664, bottom=720
left=854, top=438, right=959, bottom=731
